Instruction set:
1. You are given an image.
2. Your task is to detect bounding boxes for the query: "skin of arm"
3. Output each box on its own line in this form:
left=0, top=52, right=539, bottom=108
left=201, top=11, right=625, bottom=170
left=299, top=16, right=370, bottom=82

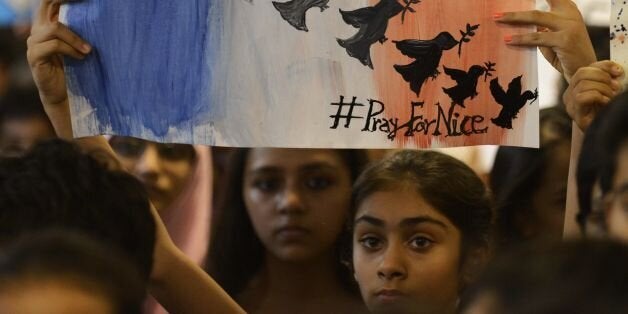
left=494, top=0, right=616, bottom=238
left=27, top=1, right=245, bottom=313
left=561, top=61, right=624, bottom=236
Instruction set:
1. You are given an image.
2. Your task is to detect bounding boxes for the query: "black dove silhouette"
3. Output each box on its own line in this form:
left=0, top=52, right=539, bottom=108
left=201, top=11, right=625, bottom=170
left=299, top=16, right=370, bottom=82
left=442, top=65, right=486, bottom=108
left=337, top=0, right=404, bottom=69
left=273, top=0, right=330, bottom=32
left=393, top=32, right=458, bottom=96
left=490, top=76, right=538, bottom=129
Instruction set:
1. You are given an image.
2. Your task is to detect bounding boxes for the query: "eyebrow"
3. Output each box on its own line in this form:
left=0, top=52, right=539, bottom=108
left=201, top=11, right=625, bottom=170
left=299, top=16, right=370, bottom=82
left=354, top=214, right=448, bottom=229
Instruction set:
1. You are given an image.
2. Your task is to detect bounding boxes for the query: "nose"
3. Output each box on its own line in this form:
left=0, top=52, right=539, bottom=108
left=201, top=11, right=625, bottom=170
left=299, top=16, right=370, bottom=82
left=276, top=183, right=305, bottom=215
left=135, top=145, right=161, bottom=182
left=377, top=243, right=407, bottom=281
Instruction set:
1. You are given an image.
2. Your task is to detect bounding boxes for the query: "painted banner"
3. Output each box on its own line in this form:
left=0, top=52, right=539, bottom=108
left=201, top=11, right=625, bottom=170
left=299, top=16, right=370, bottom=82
left=62, top=0, right=538, bottom=148
left=612, top=0, right=628, bottom=87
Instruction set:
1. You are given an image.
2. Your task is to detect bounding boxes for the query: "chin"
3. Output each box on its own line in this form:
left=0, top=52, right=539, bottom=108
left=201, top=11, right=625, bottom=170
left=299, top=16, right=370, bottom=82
left=273, top=246, right=320, bottom=262
left=368, top=300, right=447, bottom=314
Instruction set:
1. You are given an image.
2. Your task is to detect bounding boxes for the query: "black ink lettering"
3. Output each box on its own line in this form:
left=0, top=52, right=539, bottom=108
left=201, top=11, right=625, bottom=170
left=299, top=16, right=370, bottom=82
left=362, top=99, right=386, bottom=131
left=329, top=96, right=365, bottom=129
left=333, top=96, right=488, bottom=140
left=473, top=115, right=488, bottom=134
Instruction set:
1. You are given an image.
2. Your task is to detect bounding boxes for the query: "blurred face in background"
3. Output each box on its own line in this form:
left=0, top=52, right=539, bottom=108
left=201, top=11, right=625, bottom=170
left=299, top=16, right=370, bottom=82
left=606, top=143, right=628, bottom=242
left=0, top=64, right=8, bottom=97
left=527, top=141, right=571, bottom=241
left=0, top=116, right=55, bottom=158
left=242, top=148, right=352, bottom=262
left=109, top=137, right=196, bottom=212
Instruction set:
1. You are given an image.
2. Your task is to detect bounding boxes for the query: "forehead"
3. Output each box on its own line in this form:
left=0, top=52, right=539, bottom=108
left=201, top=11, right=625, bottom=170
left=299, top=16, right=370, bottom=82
left=356, top=188, right=452, bottom=226
left=245, top=148, right=347, bottom=171
left=1, top=118, right=54, bottom=138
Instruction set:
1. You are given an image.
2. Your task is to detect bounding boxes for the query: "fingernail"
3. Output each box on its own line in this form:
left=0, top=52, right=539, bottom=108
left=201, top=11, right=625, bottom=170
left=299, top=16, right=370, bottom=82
left=493, top=12, right=504, bottom=20
left=612, top=80, right=621, bottom=91
left=81, top=44, right=92, bottom=54
left=504, top=35, right=513, bottom=43
left=603, top=96, right=611, bottom=103
left=613, top=65, right=624, bottom=76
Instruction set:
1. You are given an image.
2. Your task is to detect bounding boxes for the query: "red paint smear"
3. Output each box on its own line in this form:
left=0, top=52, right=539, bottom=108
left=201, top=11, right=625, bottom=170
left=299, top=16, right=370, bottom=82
left=371, top=0, right=536, bottom=147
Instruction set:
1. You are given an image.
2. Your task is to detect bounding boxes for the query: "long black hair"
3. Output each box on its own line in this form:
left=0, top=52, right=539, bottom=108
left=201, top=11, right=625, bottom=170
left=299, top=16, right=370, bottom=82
left=208, top=148, right=368, bottom=297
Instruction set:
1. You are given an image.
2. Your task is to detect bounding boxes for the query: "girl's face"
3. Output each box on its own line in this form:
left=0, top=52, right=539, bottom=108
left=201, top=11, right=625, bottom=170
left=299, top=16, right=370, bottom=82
left=109, top=137, right=196, bottom=212
left=607, top=143, right=628, bottom=242
left=243, top=149, right=352, bottom=262
left=353, top=188, right=462, bottom=314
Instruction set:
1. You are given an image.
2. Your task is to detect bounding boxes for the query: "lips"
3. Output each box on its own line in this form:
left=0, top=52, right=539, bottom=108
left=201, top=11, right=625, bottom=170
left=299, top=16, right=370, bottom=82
left=274, top=226, right=310, bottom=242
left=375, top=289, right=406, bottom=303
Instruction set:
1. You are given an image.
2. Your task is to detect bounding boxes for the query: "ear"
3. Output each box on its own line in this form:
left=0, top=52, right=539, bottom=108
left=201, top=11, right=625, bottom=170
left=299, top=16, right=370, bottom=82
left=460, top=247, right=490, bottom=287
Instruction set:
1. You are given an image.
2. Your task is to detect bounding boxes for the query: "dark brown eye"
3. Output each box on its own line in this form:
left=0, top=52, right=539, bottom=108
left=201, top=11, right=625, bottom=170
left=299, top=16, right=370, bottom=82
left=359, top=236, right=383, bottom=250
left=253, top=178, right=281, bottom=193
left=110, top=137, right=145, bottom=158
left=409, top=236, right=434, bottom=250
left=156, top=144, right=195, bottom=161
left=305, top=176, right=332, bottom=190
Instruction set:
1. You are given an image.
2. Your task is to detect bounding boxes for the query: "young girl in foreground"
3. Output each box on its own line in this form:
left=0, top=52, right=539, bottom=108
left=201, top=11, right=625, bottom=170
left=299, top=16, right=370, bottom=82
left=350, top=150, right=493, bottom=314
left=209, top=148, right=368, bottom=314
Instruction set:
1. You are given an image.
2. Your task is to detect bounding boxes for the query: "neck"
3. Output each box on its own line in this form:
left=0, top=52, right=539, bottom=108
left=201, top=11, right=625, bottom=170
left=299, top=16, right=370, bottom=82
left=259, top=251, right=345, bottom=297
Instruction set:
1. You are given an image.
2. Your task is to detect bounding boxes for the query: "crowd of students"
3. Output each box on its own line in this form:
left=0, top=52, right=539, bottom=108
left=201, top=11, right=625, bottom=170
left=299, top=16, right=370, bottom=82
left=1, top=0, right=627, bottom=313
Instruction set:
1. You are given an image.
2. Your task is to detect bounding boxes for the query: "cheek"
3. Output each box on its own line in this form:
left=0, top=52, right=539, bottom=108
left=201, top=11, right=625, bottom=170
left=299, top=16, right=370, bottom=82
left=243, top=188, right=274, bottom=238
left=352, top=249, right=376, bottom=294
left=608, top=206, right=628, bottom=242
left=164, top=161, right=194, bottom=184
left=118, top=157, right=140, bottom=174
left=406, top=247, right=462, bottom=303
left=307, top=188, right=351, bottom=241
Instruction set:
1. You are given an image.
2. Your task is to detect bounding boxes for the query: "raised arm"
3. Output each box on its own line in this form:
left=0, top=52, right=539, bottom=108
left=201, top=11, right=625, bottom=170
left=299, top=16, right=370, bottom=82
left=26, top=1, right=245, bottom=313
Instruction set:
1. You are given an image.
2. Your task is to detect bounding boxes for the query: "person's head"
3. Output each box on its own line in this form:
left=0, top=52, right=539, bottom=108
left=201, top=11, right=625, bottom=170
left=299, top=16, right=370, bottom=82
left=109, top=136, right=197, bottom=212
left=576, top=107, right=608, bottom=237
left=209, top=148, right=368, bottom=296
left=0, top=28, right=18, bottom=97
left=0, top=230, right=145, bottom=314
left=598, top=91, right=628, bottom=242
left=0, top=87, right=55, bottom=158
left=350, top=150, right=492, bottom=314
left=490, top=107, right=571, bottom=247
left=460, top=240, right=628, bottom=314
left=0, top=139, right=156, bottom=280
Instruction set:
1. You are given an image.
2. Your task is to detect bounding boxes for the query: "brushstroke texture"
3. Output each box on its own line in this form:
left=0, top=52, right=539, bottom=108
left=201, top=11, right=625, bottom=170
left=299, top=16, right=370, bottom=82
left=272, top=0, right=330, bottom=31
left=63, top=0, right=538, bottom=149
left=337, top=0, right=404, bottom=68
left=393, top=32, right=458, bottom=96
left=64, top=0, right=219, bottom=139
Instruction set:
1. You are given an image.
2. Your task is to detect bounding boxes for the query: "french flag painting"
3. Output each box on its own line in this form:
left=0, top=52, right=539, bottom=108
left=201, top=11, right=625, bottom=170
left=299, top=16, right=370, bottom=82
left=61, top=0, right=538, bottom=149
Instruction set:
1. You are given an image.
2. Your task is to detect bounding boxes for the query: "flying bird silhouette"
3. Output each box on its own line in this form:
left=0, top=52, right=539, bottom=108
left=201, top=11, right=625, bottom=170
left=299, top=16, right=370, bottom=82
left=490, top=76, right=538, bottom=129
left=393, top=32, right=458, bottom=96
left=337, top=0, right=404, bottom=69
left=273, top=0, right=331, bottom=32
left=442, top=65, right=487, bottom=108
